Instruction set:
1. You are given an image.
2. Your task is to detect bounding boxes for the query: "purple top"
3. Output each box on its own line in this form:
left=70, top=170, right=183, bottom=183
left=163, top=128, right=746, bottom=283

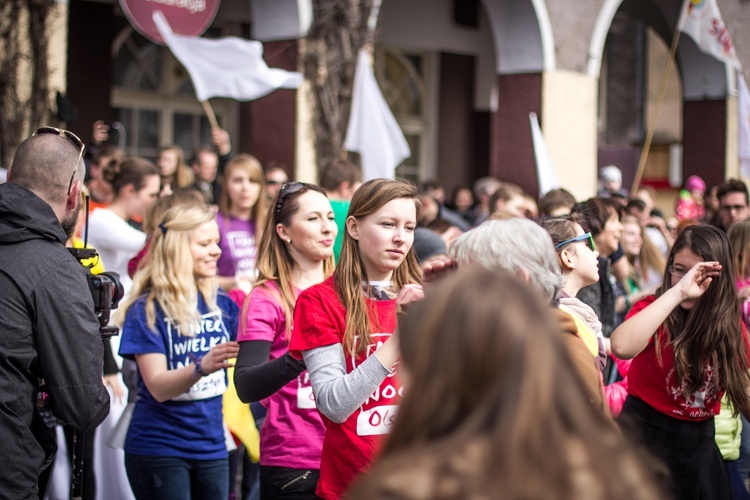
left=238, top=282, right=325, bottom=468
left=216, top=211, right=257, bottom=278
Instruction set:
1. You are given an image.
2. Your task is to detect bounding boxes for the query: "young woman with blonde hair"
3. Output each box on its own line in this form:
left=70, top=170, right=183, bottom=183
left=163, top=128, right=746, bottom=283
left=289, top=178, right=424, bottom=499
left=216, top=154, right=267, bottom=293
left=118, top=205, right=240, bottom=499
left=234, top=182, right=337, bottom=497
left=350, top=268, right=665, bottom=499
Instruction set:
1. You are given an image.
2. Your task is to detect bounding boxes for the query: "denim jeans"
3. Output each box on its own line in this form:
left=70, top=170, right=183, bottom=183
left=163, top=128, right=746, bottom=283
left=125, top=453, right=229, bottom=500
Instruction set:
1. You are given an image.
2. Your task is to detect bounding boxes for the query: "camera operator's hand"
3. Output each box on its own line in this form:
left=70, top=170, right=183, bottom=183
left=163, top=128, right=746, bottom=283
left=103, top=374, right=126, bottom=405
left=201, top=341, right=240, bottom=374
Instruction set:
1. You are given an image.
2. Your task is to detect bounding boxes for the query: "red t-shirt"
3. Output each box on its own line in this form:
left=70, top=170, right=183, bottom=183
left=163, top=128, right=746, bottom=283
left=626, top=296, right=747, bottom=421
left=290, top=277, right=401, bottom=500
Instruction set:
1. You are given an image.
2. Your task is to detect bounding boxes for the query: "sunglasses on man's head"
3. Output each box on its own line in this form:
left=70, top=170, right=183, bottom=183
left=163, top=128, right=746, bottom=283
left=33, top=126, right=85, bottom=195
left=555, top=232, right=596, bottom=252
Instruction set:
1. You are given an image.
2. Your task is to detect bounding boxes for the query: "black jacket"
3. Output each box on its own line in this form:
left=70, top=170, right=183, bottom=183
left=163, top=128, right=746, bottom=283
left=0, top=183, right=110, bottom=499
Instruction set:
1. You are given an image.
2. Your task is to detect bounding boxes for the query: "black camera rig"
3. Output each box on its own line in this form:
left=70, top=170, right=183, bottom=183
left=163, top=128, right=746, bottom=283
left=67, top=247, right=124, bottom=339
left=68, top=195, right=124, bottom=339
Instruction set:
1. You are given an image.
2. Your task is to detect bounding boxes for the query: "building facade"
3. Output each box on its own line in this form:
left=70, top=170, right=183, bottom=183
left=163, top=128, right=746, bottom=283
left=60, top=0, right=750, bottom=201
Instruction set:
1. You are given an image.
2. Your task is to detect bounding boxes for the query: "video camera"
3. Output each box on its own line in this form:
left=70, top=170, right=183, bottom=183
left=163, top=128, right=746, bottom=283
left=67, top=194, right=125, bottom=338
left=68, top=247, right=124, bottom=339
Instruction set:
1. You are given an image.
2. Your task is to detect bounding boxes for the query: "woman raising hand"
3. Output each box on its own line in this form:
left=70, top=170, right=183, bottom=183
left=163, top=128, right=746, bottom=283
left=611, top=225, right=749, bottom=500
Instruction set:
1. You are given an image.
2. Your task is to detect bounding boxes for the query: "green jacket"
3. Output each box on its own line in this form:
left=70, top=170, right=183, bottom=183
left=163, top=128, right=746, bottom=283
left=715, top=396, right=742, bottom=461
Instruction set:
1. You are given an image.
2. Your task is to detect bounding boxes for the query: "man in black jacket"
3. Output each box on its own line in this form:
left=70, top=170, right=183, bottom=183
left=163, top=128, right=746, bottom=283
left=0, top=129, right=110, bottom=499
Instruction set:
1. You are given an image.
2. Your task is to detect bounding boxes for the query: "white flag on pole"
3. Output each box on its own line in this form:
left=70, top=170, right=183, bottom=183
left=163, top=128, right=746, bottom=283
left=738, top=74, right=750, bottom=177
left=677, top=0, right=741, bottom=70
left=153, top=11, right=303, bottom=102
left=529, top=112, right=559, bottom=196
left=343, top=50, right=410, bottom=181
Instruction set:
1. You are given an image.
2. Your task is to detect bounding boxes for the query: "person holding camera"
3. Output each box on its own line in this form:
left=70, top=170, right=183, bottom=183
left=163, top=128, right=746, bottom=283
left=0, top=128, right=111, bottom=499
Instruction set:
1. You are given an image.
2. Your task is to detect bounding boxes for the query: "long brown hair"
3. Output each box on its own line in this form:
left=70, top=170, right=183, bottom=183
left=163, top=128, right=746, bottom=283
left=351, top=268, right=664, bottom=499
left=242, top=183, right=335, bottom=340
left=218, top=154, right=266, bottom=244
left=334, top=178, right=422, bottom=355
left=158, top=145, right=194, bottom=188
left=621, top=215, right=665, bottom=289
left=656, top=225, right=749, bottom=414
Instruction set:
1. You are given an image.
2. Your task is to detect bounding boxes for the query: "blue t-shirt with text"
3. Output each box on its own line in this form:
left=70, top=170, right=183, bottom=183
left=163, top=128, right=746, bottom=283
left=119, top=292, right=238, bottom=459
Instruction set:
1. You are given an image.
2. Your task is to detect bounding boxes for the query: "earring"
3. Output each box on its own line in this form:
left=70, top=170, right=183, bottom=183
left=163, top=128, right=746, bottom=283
left=287, top=239, right=291, bottom=244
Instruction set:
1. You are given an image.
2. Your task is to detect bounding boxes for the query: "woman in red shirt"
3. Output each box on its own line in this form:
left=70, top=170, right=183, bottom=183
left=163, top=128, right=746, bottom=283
left=289, top=178, right=424, bottom=499
left=611, top=225, right=750, bottom=500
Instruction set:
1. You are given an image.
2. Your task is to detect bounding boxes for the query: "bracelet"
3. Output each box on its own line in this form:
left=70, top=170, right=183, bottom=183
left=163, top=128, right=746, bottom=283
left=191, top=355, right=209, bottom=379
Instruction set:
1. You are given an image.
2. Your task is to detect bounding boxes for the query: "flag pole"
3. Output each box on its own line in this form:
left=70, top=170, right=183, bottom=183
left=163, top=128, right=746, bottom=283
left=630, top=28, right=682, bottom=197
left=201, top=100, right=220, bottom=130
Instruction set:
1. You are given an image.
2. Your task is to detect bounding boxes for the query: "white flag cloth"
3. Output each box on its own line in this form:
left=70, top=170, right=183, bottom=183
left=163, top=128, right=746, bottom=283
left=153, top=11, right=303, bottom=102
left=677, top=0, right=741, bottom=70
left=529, top=112, right=559, bottom=196
left=343, top=50, right=410, bottom=181
left=738, top=74, right=750, bottom=177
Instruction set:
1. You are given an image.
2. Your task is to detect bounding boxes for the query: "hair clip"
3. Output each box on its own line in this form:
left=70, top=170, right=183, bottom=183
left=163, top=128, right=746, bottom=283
left=159, top=222, right=168, bottom=234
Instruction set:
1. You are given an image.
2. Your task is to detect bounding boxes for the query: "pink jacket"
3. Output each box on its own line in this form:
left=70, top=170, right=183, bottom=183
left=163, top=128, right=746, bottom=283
left=604, top=356, right=632, bottom=417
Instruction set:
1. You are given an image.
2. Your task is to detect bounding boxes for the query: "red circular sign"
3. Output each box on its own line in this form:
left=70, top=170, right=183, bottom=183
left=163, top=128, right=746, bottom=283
left=118, top=0, right=221, bottom=45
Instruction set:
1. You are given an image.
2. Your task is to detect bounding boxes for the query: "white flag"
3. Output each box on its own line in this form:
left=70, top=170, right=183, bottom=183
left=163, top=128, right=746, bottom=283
left=152, top=11, right=303, bottom=102
left=529, top=112, right=559, bottom=196
left=343, top=50, right=410, bottom=181
left=738, top=74, right=750, bottom=177
left=677, top=0, right=741, bottom=70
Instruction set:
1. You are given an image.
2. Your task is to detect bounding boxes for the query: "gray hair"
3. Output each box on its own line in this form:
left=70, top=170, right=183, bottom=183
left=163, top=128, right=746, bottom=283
left=449, top=218, right=562, bottom=305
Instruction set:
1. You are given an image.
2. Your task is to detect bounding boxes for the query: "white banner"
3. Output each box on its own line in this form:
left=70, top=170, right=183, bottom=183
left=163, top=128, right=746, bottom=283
left=343, top=50, right=411, bottom=181
left=153, top=10, right=303, bottom=102
left=529, top=112, right=559, bottom=196
left=677, top=0, right=741, bottom=70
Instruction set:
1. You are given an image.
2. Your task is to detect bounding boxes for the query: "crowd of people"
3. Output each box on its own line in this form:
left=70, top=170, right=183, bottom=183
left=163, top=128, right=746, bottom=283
left=5, top=123, right=750, bottom=500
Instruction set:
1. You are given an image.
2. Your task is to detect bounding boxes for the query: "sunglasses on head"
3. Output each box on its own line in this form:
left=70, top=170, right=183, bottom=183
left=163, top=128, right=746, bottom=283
left=555, top=232, right=596, bottom=252
left=275, top=182, right=308, bottom=221
left=33, top=126, right=85, bottom=195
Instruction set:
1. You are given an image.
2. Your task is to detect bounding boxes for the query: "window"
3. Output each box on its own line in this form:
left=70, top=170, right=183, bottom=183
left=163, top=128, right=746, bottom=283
left=375, top=49, right=434, bottom=182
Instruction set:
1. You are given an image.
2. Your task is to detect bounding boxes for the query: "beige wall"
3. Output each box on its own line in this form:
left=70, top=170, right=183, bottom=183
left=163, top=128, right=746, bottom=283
left=295, top=78, right=317, bottom=183
left=542, top=70, right=598, bottom=201
left=726, top=93, right=740, bottom=180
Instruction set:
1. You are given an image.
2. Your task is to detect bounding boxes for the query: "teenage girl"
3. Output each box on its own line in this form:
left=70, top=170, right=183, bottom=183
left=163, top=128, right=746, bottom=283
left=289, top=179, right=424, bottom=499
left=118, top=205, right=240, bottom=499
left=611, top=225, right=750, bottom=500
left=215, top=154, right=266, bottom=294
left=157, top=145, right=194, bottom=196
left=234, top=182, right=336, bottom=498
left=87, top=157, right=160, bottom=295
